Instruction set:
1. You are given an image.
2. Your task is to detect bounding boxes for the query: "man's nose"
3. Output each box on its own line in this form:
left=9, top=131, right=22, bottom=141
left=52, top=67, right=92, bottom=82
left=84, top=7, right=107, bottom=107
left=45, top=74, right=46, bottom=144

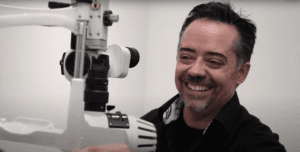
left=187, top=59, right=207, bottom=78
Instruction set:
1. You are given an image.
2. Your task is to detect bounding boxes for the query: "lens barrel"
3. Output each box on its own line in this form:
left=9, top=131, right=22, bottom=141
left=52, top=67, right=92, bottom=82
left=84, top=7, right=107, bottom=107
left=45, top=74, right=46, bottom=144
left=84, top=55, right=109, bottom=112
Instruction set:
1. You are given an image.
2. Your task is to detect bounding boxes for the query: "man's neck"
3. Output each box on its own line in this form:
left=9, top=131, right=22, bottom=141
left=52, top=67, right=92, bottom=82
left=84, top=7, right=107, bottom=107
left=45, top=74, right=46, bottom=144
left=182, top=106, right=219, bottom=130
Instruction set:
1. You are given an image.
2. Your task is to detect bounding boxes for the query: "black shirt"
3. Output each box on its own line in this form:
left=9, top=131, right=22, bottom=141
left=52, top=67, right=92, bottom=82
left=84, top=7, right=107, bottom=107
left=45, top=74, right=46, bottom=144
left=140, top=91, right=287, bottom=152
left=176, top=104, right=204, bottom=152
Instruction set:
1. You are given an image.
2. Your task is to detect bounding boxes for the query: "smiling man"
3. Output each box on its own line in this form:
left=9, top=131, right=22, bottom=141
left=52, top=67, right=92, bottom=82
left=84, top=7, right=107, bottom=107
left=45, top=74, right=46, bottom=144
left=176, top=17, right=244, bottom=131
left=141, top=1, right=286, bottom=152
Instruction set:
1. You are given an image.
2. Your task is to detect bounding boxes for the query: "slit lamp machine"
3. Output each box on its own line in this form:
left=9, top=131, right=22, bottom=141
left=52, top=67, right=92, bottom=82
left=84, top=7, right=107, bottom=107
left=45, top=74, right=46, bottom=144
left=0, top=0, right=157, bottom=151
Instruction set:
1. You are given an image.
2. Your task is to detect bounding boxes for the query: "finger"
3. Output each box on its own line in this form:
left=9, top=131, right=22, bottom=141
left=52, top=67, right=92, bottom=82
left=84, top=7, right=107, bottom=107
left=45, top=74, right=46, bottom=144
left=78, top=143, right=132, bottom=152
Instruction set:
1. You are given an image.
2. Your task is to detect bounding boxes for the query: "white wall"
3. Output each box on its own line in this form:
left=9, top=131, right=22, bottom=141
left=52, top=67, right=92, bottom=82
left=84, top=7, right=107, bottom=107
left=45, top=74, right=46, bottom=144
left=0, top=0, right=299, bottom=151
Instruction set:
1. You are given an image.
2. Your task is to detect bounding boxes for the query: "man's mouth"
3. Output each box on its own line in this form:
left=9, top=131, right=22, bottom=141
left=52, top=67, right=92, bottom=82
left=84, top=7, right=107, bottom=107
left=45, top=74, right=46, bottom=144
left=185, top=82, right=214, bottom=92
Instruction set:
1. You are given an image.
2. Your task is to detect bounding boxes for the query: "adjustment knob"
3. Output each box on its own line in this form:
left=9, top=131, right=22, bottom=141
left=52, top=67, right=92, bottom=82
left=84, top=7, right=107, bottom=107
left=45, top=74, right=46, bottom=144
left=109, top=14, right=119, bottom=23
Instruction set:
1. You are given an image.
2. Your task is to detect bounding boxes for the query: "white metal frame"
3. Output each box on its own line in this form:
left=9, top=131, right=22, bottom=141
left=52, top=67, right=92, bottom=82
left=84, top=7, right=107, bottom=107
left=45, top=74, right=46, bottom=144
left=0, top=1, right=157, bottom=152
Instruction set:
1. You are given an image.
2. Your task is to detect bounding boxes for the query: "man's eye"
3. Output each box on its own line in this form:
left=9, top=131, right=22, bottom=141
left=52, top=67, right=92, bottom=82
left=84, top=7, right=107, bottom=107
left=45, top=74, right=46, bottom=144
left=209, top=60, right=222, bottom=65
left=180, top=56, right=189, bottom=59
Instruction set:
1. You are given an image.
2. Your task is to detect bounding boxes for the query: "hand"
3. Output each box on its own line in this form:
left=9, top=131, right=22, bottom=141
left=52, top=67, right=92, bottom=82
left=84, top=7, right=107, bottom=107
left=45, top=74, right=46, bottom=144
left=72, top=143, right=132, bottom=152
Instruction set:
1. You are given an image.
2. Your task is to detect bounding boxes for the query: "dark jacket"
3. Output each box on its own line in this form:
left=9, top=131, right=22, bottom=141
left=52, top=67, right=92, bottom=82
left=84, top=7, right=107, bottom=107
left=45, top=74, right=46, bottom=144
left=140, top=92, right=286, bottom=152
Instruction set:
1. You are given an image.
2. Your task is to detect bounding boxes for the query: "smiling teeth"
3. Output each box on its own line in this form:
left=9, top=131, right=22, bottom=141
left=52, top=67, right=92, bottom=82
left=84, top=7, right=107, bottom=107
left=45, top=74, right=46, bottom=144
left=188, top=84, right=210, bottom=91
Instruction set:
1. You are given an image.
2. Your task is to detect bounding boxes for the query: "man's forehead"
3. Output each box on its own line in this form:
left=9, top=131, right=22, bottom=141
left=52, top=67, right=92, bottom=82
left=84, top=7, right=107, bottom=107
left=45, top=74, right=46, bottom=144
left=179, top=37, right=234, bottom=56
left=180, top=19, right=239, bottom=57
left=185, top=18, right=238, bottom=39
left=187, top=18, right=228, bottom=31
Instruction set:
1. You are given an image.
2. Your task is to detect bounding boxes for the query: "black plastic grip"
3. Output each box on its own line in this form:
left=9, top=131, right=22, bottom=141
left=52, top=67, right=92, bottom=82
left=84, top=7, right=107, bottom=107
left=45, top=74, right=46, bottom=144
left=75, top=0, right=93, bottom=3
left=48, top=2, right=70, bottom=9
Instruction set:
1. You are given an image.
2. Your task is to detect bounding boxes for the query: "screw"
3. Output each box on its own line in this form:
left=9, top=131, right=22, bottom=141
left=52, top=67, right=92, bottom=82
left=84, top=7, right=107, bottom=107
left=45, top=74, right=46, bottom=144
left=98, top=15, right=101, bottom=18
left=97, top=33, right=100, bottom=36
left=89, top=33, right=92, bottom=36
left=78, top=15, right=81, bottom=18
left=90, top=15, right=93, bottom=18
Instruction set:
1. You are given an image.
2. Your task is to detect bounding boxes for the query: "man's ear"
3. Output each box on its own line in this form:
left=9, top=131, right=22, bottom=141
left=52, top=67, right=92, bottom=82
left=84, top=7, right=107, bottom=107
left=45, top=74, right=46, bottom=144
left=235, top=62, right=251, bottom=85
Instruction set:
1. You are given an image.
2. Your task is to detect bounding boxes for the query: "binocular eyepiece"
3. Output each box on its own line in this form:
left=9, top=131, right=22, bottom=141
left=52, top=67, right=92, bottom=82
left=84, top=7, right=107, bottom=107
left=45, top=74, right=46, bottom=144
left=60, top=47, right=140, bottom=112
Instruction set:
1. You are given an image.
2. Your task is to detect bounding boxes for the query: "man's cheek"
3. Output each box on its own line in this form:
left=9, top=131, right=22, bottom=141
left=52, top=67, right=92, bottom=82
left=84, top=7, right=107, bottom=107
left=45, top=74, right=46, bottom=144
left=175, top=78, right=182, bottom=92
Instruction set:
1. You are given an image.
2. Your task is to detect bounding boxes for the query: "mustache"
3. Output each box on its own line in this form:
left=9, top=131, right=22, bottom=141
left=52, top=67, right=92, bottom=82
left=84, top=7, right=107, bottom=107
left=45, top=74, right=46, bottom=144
left=183, top=76, right=215, bottom=86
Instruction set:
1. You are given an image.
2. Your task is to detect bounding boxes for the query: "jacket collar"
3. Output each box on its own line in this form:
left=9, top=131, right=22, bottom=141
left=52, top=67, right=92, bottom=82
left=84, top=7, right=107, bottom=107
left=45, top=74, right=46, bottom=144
left=158, top=91, right=242, bottom=135
left=158, top=93, right=181, bottom=124
left=213, top=91, right=242, bottom=135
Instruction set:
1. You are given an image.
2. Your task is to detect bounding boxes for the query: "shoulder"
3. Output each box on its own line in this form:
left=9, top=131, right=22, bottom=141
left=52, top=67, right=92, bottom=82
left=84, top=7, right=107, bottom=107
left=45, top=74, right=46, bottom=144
left=140, top=108, right=160, bottom=123
left=140, top=108, right=166, bottom=138
left=140, top=94, right=180, bottom=124
left=232, top=106, right=286, bottom=152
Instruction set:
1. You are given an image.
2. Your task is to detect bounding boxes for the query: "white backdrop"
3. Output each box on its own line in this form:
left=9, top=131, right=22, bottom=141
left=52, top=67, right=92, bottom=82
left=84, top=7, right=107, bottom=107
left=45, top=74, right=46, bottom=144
left=0, top=0, right=299, bottom=151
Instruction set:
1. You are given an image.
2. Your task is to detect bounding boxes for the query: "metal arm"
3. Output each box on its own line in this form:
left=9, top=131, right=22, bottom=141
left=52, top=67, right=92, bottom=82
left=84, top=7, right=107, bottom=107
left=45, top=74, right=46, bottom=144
left=74, top=21, right=88, bottom=78
left=0, top=2, right=88, bottom=35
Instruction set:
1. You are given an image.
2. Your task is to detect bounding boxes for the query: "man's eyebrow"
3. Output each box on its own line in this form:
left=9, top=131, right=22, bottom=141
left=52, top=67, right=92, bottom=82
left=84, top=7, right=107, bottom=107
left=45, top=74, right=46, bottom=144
left=179, top=48, right=195, bottom=53
left=180, top=47, right=227, bottom=61
left=206, top=51, right=227, bottom=61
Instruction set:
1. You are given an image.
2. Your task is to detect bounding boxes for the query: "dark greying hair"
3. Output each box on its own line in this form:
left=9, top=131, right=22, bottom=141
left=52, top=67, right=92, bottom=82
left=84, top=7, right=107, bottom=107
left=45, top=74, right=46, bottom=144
left=177, top=1, right=257, bottom=70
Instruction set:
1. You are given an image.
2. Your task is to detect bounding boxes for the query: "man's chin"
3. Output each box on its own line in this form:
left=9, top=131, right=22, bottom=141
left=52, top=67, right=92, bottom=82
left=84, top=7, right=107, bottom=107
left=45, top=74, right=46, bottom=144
left=181, top=92, right=211, bottom=101
left=181, top=96, right=211, bottom=113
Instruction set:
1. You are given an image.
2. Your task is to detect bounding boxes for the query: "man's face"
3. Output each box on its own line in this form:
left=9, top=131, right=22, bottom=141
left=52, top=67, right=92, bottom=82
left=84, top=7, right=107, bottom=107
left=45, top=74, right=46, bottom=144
left=175, top=18, right=244, bottom=113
